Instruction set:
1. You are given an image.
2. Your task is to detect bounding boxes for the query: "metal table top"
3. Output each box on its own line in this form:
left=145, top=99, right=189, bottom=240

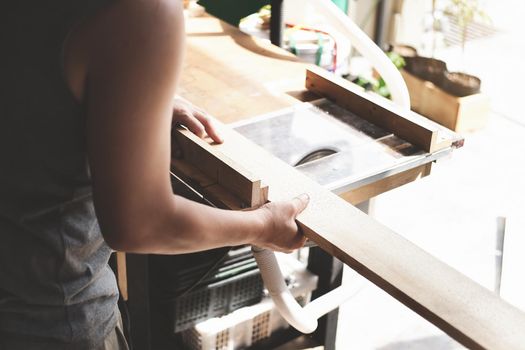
left=232, top=99, right=454, bottom=195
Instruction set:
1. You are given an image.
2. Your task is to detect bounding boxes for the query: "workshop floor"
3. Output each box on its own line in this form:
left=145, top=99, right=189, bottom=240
left=336, top=1, right=525, bottom=349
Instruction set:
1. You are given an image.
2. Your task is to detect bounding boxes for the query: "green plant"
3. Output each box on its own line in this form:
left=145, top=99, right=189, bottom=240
left=352, top=52, right=405, bottom=99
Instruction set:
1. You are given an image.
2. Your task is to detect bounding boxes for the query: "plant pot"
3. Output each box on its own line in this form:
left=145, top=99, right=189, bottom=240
left=404, top=56, right=447, bottom=86
left=441, top=71, right=481, bottom=97
left=388, top=43, right=418, bottom=58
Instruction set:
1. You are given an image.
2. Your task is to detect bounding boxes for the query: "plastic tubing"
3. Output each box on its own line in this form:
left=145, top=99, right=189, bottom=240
left=309, top=0, right=411, bottom=109
left=253, top=246, right=356, bottom=333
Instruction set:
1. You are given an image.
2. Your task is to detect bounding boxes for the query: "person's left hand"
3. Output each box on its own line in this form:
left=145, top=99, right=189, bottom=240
left=171, top=95, right=224, bottom=144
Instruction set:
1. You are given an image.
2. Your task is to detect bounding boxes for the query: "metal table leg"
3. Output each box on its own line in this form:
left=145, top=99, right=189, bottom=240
left=307, top=199, right=373, bottom=350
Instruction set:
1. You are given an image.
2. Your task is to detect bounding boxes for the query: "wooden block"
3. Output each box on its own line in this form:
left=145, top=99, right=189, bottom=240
left=171, top=158, right=216, bottom=189
left=178, top=117, right=525, bottom=350
left=198, top=183, right=246, bottom=210
left=173, top=127, right=263, bottom=208
left=171, top=159, right=246, bottom=210
left=401, top=70, right=490, bottom=132
left=305, top=67, right=450, bottom=153
left=260, top=182, right=269, bottom=205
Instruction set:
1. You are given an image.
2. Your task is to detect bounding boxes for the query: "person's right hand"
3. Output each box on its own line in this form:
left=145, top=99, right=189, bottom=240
left=252, top=194, right=310, bottom=253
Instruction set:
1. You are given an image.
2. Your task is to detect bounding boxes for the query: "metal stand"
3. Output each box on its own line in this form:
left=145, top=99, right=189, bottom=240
left=270, top=0, right=284, bottom=47
left=307, top=248, right=344, bottom=350
left=305, top=199, right=372, bottom=350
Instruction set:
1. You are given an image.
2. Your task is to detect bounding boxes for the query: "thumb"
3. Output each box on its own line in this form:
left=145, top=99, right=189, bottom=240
left=291, top=193, right=310, bottom=216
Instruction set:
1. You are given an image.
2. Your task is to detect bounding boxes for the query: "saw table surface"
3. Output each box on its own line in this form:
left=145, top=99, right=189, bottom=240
left=232, top=99, right=445, bottom=195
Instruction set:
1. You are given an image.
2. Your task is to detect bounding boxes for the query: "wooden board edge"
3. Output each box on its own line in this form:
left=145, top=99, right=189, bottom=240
left=173, top=128, right=263, bottom=207
left=305, top=67, right=444, bottom=153
left=171, top=158, right=246, bottom=210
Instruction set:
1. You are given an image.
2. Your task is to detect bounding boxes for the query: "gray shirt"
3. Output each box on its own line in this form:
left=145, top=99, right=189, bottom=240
left=0, top=1, right=118, bottom=348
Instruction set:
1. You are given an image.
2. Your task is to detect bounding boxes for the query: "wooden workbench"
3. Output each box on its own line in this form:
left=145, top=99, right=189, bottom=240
left=178, top=14, right=450, bottom=204
left=180, top=14, right=307, bottom=123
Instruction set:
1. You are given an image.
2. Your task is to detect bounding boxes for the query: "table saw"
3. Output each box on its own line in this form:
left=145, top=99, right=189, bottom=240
left=120, top=14, right=525, bottom=350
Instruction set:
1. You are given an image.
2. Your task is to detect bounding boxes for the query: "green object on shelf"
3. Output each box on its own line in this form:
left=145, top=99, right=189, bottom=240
left=331, top=0, right=348, bottom=13
left=352, top=52, right=406, bottom=99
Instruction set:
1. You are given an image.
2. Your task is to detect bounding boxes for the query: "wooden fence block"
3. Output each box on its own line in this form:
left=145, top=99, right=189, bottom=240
left=305, top=67, right=454, bottom=153
left=173, top=128, right=265, bottom=207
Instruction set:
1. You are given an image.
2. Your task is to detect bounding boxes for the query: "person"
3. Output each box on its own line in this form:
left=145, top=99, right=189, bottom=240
left=0, top=1, right=309, bottom=349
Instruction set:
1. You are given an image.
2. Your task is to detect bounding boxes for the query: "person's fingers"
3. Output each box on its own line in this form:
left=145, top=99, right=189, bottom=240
left=291, top=193, right=310, bottom=216
left=194, top=111, right=223, bottom=144
left=181, top=114, right=205, bottom=138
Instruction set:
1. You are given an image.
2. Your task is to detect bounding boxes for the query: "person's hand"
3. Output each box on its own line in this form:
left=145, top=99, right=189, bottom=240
left=253, top=193, right=310, bottom=253
left=171, top=95, right=223, bottom=144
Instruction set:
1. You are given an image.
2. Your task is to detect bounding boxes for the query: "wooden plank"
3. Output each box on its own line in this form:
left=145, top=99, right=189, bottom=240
left=171, top=159, right=216, bottom=188
left=174, top=121, right=525, bottom=350
left=181, top=15, right=308, bottom=123
left=173, top=128, right=265, bottom=207
left=171, top=159, right=254, bottom=210
left=305, top=67, right=452, bottom=153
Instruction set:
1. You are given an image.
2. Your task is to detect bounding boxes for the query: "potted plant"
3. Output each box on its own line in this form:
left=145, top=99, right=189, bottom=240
left=440, top=0, right=489, bottom=97
left=388, top=0, right=491, bottom=132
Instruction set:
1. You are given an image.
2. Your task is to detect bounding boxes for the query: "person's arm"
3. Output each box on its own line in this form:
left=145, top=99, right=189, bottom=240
left=74, top=0, right=307, bottom=254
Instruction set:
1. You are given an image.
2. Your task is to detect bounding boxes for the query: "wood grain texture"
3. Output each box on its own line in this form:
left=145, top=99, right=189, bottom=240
left=174, top=120, right=525, bottom=350
left=171, top=158, right=247, bottom=210
left=401, top=70, right=490, bottom=132
left=173, top=128, right=264, bottom=207
left=180, top=15, right=308, bottom=123
left=305, top=67, right=455, bottom=153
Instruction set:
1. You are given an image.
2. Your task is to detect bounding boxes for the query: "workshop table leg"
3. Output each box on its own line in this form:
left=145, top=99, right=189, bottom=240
left=308, top=248, right=344, bottom=350
left=307, top=199, right=373, bottom=350
left=126, top=253, right=151, bottom=350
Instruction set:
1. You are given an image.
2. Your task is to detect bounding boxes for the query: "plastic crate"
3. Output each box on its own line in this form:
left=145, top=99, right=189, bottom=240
left=173, top=267, right=264, bottom=333
left=180, top=254, right=319, bottom=350
left=150, top=246, right=254, bottom=296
